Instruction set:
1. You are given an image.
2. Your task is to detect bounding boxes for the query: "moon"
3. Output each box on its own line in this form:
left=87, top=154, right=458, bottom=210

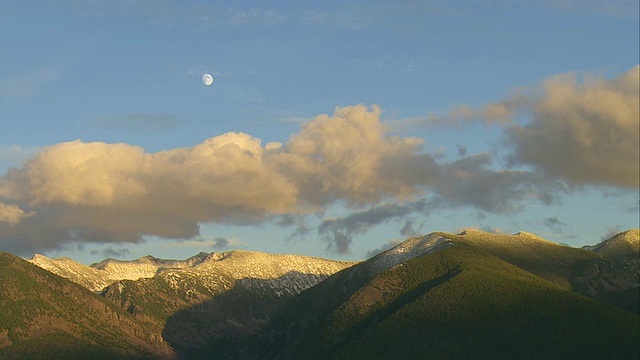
left=202, top=73, right=214, bottom=86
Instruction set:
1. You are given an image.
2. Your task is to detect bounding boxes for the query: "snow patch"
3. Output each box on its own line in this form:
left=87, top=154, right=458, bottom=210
left=368, top=234, right=454, bottom=276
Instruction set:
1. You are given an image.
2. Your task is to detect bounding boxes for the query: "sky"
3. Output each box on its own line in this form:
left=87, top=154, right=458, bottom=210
left=0, top=0, right=638, bottom=265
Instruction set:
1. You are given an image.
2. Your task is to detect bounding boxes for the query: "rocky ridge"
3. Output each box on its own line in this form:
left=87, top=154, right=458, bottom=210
left=582, top=229, right=639, bottom=258
left=29, top=252, right=213, bottom=292
left=367, top=233, right=454, bottom=276
left=100, top=250, right=356, bottom=354
left=28, top=250, right=357, bottom=357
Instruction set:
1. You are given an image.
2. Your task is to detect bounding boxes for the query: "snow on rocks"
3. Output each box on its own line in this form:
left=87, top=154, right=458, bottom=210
left=367, top=233, right=455, bottom=276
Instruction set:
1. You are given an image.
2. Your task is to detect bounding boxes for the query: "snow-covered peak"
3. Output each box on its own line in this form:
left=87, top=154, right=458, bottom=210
left=583, top=229, right=639, bottom=258
left=457, top=229, right=555, bottom=247
left=367, top=233, right=454, bottom=276
left=191, top=250, right=355, bottom=280
left=89, top=253, right=208, bottom=281
left=362, top=229, right=564, bottom=277
left=29, top=253, right=211, bottom=292
left=30, top=250, right=356, bottom=293
left=30, top=254, right=111, bottom=292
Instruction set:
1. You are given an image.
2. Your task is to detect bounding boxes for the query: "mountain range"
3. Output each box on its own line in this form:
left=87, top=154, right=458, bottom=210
left=1, top=229, right=638, bottom=359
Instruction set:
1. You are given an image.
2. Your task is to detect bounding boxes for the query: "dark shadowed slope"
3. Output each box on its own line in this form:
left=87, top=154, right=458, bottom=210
left=0, top=252, right=176, bottom=360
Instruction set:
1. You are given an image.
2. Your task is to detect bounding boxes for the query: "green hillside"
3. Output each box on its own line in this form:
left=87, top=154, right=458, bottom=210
left=241, top=233, right=639, bottom=359
left=0, top=252, right=174, bottom=360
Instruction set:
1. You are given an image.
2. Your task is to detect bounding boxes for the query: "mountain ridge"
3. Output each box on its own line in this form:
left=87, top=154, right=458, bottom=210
left=29, top=249, right=356, bottom=293
left=582, top=229, right=639, bottom=258
left=236, top=229, right=639, bottom=359
left=8, top=228, right=639, bottom=359
left=99, top=250, right=356, bottom=354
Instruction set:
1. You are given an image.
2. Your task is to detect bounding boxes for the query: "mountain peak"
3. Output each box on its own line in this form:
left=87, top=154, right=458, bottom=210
left=457, top=229, right=554, bottom=246
left=514, top=231, right=541, bottom=238
left=614, top=229, right=640, bottom=247
left=29, top=254, right=111, bottom=292
left=583, top=229, right=639, bottom=258
left=368, top=233, right=454, bottom=275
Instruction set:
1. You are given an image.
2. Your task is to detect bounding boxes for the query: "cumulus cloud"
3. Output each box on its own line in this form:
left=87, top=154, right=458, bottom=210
left=0, top=202, right=34, bottom=225
left=506, top=66, right=639, bottom=188
left=0, top=145, right=42, bottom=171
left=275, top=105, right=439, bottom=207
left=5, top=73, right=629, bottom=257
left=0, top=135, right=296, bottom=254
left=0, top=105, right=442, bottom=254
left=409, top=66, right=639, bottom=189
left=306, top=67, right=636, bottom=254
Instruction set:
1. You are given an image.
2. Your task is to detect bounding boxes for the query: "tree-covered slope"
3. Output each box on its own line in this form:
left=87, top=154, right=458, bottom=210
left=240, top=232, right=639, bottom=359
left=0, top=252, right=175, bottom=360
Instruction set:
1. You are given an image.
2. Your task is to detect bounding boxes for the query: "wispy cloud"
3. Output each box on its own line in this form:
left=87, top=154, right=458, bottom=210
left=365, top=239, right=402, bottom=258
left=71, top=1, right=287, bottom=31
left=318, top=200, right=427, bottom=254
left=400, top=217, right=424, bottom=237
left=543, top=217, right=567, bottom=233
left=90, top=247, right=130, bottom=259
left=600, top=227, right=626, bottom=241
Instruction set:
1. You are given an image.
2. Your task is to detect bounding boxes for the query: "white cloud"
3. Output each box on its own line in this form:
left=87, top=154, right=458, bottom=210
left=3, top=75, right=632, bottom=256
left=0, top=105, right=439, bottom=253
left=506, top=66, right=639, bottom=188
left=404, top=66, right=639, bottom=188
left=0, top=202, right=34, bottom=225
left=0, top=145, right=42, bottom=171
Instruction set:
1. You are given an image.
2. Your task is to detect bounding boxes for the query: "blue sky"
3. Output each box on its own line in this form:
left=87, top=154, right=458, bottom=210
left=1, top=0, right=638, bottom=264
